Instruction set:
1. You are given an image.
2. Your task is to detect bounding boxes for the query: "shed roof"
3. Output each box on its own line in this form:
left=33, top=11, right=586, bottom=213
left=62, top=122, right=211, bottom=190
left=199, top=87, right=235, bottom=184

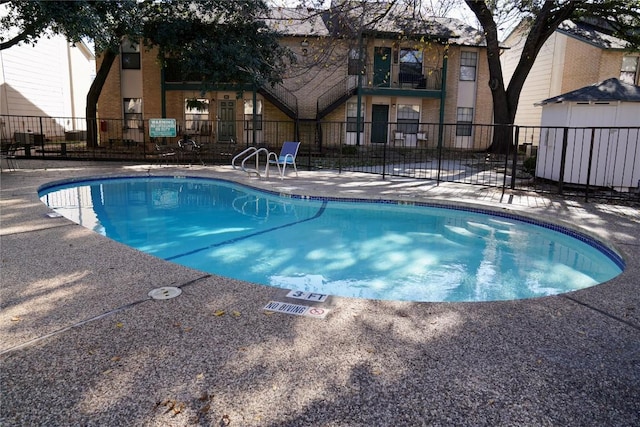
left=536, top=78, right=640, bottom=105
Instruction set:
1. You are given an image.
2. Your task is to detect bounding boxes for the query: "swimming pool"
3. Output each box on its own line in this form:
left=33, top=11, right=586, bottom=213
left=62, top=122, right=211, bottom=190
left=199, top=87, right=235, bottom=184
left=39, top=176, right=624, bottom=302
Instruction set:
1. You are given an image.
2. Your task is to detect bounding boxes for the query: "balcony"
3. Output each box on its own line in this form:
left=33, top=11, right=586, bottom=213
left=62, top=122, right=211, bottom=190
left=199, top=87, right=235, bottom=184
left=360, top=66, right=443, bottom=96
left=317, top=66, right=443, bottom=119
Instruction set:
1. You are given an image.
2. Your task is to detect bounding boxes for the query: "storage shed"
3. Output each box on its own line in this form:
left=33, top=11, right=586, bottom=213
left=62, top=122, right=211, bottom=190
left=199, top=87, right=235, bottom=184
left=535, top=78, right=640, bottom=192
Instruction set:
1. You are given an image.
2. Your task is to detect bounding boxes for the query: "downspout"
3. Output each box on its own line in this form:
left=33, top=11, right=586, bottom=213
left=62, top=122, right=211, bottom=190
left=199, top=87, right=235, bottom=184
left=67, top=43, right=76, bottom=123
left=436, top=45, right=448, bottom=185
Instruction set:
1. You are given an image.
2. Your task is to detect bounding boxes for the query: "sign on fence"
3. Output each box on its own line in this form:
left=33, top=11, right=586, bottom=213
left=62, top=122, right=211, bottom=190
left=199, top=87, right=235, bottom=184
left=149, top=118, right=177, bottom=138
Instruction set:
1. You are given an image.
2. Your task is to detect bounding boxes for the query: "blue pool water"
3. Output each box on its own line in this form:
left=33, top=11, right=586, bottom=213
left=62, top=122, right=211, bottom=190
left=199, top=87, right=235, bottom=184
left=39, top=176, right=624, bottom=302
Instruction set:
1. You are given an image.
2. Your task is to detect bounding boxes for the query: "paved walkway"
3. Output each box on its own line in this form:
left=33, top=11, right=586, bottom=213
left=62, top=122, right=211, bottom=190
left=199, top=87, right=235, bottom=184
left=1, top=160, right=639, bottom=426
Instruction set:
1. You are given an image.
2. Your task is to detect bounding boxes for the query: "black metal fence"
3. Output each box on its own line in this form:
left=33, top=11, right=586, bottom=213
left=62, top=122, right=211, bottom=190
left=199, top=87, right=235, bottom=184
left=2, top=114, right=638, bottom=203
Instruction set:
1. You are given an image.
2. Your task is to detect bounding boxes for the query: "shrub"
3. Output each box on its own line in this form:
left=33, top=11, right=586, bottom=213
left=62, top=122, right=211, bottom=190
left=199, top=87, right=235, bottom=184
left=341, top=145, right=358, bottom=156
left=523, top=155, right=536, bottom=174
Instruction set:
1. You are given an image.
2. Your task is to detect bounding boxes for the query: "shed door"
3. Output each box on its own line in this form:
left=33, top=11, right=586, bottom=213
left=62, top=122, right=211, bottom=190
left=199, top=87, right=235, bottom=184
left=567, top=104, right=619, bottom=187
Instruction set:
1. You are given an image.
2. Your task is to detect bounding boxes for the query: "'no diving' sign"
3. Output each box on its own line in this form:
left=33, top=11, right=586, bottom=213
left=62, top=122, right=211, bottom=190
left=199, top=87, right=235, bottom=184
left=264, top=301, right=329, bottom=319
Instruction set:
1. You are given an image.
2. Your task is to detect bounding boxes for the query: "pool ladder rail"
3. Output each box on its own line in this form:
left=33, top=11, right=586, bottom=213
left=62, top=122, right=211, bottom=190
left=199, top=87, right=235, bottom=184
left=232, top=146, right=287, bottom=180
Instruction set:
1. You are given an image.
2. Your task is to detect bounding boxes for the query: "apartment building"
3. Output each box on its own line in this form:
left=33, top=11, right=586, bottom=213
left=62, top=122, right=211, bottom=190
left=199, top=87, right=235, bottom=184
left=501, top=17, right=640, bottom=129
left=97, top=4, right=492, bottom=150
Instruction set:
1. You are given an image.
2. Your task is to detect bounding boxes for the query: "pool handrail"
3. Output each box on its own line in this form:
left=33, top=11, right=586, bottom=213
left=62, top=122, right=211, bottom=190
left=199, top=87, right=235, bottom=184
left=235, top=147, right=270, bottom=178
left=231, top=146, right=257, bottom=170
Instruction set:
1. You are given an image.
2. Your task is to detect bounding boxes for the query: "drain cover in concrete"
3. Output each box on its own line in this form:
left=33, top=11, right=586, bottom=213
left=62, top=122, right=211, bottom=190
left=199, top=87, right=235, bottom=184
left=148, top=287, right=182, bottom=300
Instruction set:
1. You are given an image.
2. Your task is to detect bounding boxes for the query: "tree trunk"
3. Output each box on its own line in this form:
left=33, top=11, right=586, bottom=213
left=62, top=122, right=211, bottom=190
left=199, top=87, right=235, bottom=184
left=463, top=1, right=513, bottom=154
left=489, top=87, right=516, bottom=155
left=464, top=1, right=578, bottom=155
left=86, top=48, right=117, bottom=148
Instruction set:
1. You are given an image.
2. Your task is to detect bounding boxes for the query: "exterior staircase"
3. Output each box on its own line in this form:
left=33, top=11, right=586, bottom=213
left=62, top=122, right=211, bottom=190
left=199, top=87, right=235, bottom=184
left=258, top=82, right=299, bottom=120
left=316, top=76, right=358, bottom=120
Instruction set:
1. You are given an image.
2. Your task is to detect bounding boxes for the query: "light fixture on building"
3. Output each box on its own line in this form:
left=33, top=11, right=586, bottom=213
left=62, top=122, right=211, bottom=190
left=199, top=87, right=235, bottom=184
left=300, top=40, right=309, bottom=48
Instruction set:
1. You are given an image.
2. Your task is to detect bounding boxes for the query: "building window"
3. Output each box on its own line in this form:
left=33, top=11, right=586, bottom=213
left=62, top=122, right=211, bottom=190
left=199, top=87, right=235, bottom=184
left=348, top=48, right=363, bottom=76
left=456, top=107, right=473, bottom=136
left=346, top=102, right=364, bottom=132
left=399, top=49, right=423, bottom=85
left=397, top=104, right=420, bottom=134
left=123, top=98, right=142, bottom=129
left=244, top=99, right=263, bottom=130
left=620, top=56, right=639, bottom=85
left=184, top=98, right=209, bottom=134
left=460, top=51, right=477, bottom=81
left=121, top=42, right=140, bottom=70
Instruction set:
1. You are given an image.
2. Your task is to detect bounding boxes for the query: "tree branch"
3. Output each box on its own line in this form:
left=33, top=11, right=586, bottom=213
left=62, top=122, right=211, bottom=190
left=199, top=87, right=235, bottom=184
left=0, top=22, right=41, bottom=50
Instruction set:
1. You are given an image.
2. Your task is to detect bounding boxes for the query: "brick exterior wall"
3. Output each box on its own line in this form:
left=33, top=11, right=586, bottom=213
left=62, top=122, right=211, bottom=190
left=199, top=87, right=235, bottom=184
left=141, top=46, right=162, bottom=120
left=474, top=50, right=492, bottom=125
left=561, top=37, right=604, bottom=94
left=96, top=33, right=494, bottom=150
left=560, top=36, right=637, bottom=91
left=598, top=50, right=626, bottom=82
left=96, top=54, right=122, bottom=120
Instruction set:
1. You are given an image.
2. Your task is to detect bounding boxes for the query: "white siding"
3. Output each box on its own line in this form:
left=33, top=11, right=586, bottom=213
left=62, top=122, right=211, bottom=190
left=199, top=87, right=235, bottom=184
left=0, top=35, right=94, bottom=118
left=503, top=32, right=560, bottom=128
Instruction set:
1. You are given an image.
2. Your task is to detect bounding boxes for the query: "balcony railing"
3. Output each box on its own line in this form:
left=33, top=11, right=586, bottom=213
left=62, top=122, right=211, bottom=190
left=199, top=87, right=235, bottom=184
left=362, top=66, right=443, bottom=90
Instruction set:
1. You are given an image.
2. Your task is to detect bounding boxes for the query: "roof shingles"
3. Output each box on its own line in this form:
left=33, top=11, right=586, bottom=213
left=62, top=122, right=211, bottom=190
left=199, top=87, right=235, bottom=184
left=537, top=78, right=640, bottom=105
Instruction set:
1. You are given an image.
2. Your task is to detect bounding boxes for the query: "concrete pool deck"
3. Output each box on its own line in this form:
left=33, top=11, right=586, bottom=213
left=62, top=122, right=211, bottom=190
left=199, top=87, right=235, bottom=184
left=1, top=160, right=639, bottom=426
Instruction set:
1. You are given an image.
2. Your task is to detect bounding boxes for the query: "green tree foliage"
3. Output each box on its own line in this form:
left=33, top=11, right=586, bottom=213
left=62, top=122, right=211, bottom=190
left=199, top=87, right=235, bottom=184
left=1, top=0, right=292, bottom=145
left=142, top=1, right=292, bottom=88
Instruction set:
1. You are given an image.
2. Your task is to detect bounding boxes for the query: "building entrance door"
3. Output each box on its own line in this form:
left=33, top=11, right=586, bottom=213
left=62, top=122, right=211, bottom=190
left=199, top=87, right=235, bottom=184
left=371, top=104, right=389, bottom=144
left=373, top=47, right=391, bottom=88
left=218, top=100, right=236, bottom=142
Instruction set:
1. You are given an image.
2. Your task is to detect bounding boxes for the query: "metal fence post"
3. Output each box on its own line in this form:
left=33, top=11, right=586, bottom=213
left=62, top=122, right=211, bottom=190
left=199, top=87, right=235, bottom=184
left=585, top=128, right=596, bottom=203
left=510, top=125, right=520, bottom=190
left=338, top=121, right=344, bottom=174
left=436, top=126, right=444, bottom=185
left=558, top=127, right=569, bottom=195
left=382, top=137, right=387, bottom=179
left=141, top=120, right=147, bottom=157
left=39, top=116, right=45, bottom=157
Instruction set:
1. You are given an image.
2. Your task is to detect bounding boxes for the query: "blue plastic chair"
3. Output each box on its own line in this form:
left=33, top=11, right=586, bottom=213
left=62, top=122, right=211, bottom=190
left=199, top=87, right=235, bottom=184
left=268, top=141, right=300, bottom=179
